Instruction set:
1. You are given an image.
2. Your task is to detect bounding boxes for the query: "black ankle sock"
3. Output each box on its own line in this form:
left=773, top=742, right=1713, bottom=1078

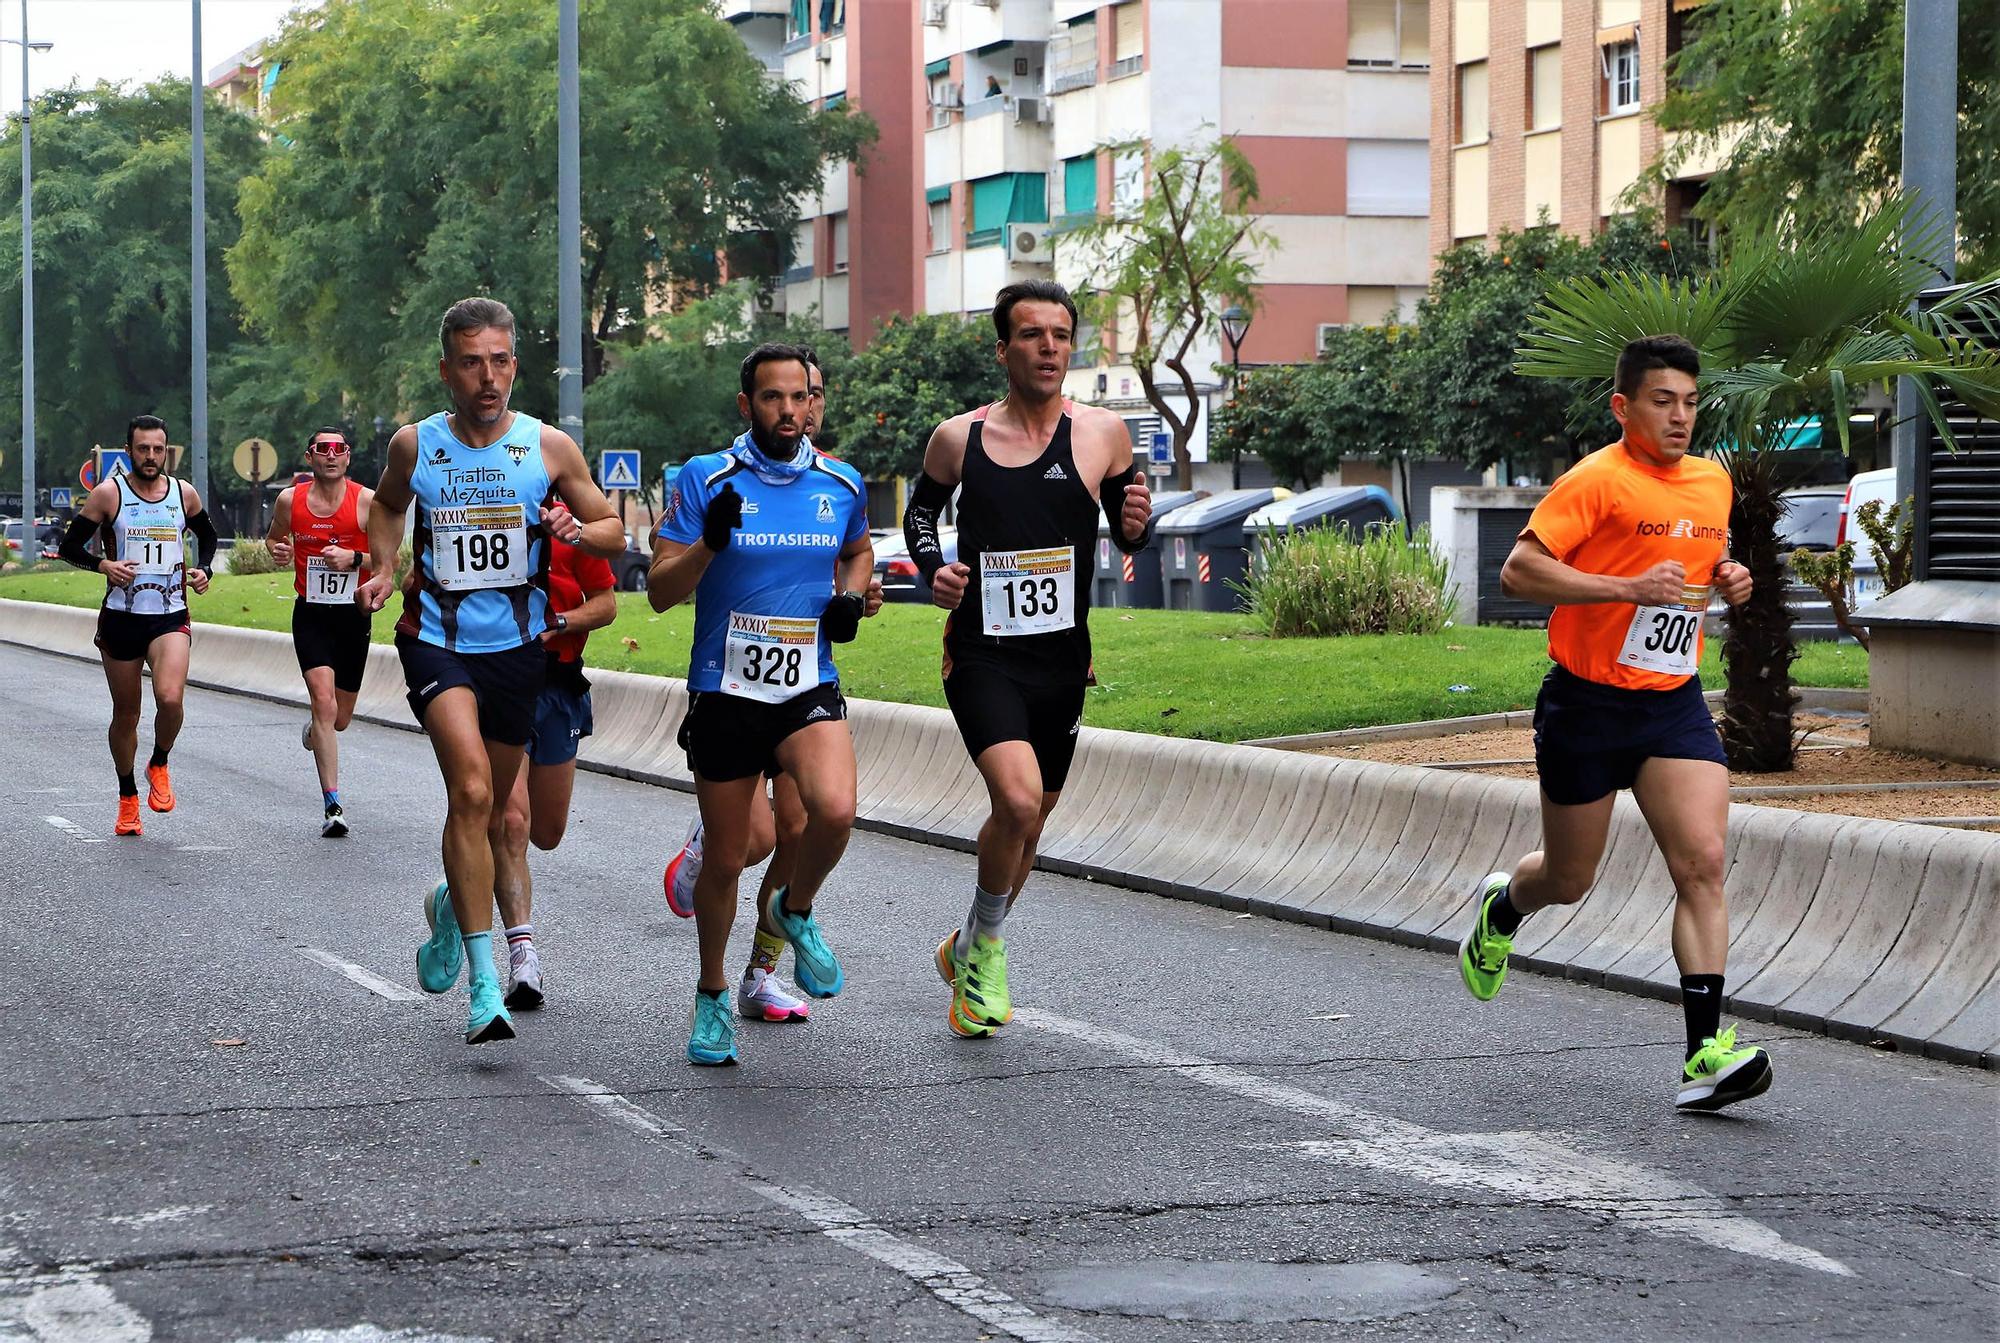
left=1681, top=974, right=1725, bottom=1059
left=118, top=773, right=138, bottom=798
left=697, top=986, right=726, bottom=1001
left=148, top=747, right=169, bottom=769
left=1486, top=889, right=1524, bottom=936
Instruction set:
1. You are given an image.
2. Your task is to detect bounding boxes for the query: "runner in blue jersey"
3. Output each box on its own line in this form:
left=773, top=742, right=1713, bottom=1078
left=649, top=342, right=876, bottom=1066
left=357, top=297, right=626, bottom=1047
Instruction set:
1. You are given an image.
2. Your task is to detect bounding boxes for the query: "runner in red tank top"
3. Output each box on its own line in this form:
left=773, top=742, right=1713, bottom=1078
left=267, top=428, right=376, bottom=837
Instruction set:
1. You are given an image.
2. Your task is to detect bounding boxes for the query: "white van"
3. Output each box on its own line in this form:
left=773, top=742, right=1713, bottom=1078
left=1839, top=466, right=1899, bottom=606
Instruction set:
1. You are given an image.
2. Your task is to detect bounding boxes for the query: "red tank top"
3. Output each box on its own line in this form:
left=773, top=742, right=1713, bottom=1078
left=291, top=479, right=372, bottom=597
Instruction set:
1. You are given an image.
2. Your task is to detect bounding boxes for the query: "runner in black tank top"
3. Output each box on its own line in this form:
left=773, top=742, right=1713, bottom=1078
left=903, top=280, right=1154, bottom=1040
left=945, top=403, right=1099, bottom=686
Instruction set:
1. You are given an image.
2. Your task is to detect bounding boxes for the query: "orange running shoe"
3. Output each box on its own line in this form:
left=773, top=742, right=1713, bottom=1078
left=146, top=763, right=175, bottom=813
left=115, top=794, right=143, bottom=836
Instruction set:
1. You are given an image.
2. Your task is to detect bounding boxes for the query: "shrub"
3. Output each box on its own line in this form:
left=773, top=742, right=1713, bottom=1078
left=226, top=539, right=277, bottom=574
left=1239, top=523, right=1455, bottom=638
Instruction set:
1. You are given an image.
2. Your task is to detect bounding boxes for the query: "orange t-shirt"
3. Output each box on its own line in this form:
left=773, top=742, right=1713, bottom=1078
left=1521, top=442, right=1733, bottom=691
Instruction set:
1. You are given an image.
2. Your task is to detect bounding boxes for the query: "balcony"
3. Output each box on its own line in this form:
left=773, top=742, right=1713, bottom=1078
left=967, top=226, right=1004, bottom=250
left=1109, top=54, right=1143, bottom=81
left=1050, top=65, right=1097, bottom=96
left=718, top=0, right=788, bottom=19
left=961, top=100, right=1051, bottom=180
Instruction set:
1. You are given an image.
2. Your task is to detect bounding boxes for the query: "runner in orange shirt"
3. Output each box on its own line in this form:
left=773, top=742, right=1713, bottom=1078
left=1454, top=334, right=1771, bottom=1113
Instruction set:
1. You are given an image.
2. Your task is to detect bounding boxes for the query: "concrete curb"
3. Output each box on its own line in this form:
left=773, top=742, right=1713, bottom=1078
left=6, top=597, right=1993, bottom=1069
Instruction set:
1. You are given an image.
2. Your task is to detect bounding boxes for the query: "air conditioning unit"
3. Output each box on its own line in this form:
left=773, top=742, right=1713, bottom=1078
left=932, top=80, right=963, bottom=109
left=1316, top=322, right=1351, bottom=354
left=923, top=0, right=948, bottom=25
left=815, top=41, right=833, bottom=63
left=1007, top=222, right=1052, bottom=263
left=1012, top=96, right=1042, bottom=124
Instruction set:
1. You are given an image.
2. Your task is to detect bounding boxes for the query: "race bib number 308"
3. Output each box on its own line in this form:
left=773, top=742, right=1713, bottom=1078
left=980, top=546, right=1075, bottom=636
left=723, top=612, right=821, bottom=704
left=431, top=504, right=529, bottom=590
left=1616, top=583, right=1711, bottom=677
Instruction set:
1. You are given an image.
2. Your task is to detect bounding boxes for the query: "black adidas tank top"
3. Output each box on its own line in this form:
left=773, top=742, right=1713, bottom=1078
left=945, top=403, right=1100, bottom=686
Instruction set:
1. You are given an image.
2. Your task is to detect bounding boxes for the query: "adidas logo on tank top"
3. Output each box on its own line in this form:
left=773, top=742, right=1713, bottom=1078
left=1043, top=463, right=1068, bottom=481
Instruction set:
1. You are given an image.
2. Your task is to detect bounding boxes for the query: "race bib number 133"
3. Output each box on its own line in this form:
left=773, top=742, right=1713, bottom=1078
left=980, top=546, right=1075, bottom=636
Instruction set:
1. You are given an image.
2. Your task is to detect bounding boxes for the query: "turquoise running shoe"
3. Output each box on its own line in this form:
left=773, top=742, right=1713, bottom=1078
left=418, top=880, right=462, bottom=995
left=465, top=976, right=515, bottom=1045
left=687, top=991, right=738, bottom=1066
left=766, top=891, right=844, bottom=998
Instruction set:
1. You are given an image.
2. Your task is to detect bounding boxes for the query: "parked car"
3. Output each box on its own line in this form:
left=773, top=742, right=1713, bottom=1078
left=1839, top=466, right=1899, bottom=607
left=3, top=517, right=60, bottom=561
left=614, top=534, right=650, bottom=593
left=874, top=528, right=959, bottom=603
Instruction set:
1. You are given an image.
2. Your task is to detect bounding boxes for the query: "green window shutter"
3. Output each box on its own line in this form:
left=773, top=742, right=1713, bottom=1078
left=790, top=0, right=809, bottom=36
left=823, top=92, right=845, bottom=110
left=924, top=58, right=950, bottom=77
left=1064, top=155, right=1097, bottom=216
left=925, top=184, right=952, bottom=204
left=1008, top=172, right=1047, bottom=224
left=971, top=175, right=1013, bottom=232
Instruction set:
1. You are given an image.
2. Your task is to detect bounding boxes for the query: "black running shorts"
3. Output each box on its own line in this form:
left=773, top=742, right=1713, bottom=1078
left=677, top=681, right=847, bottom=783
left=95, top=607, right=190, bottom=663
left=1532, top=664, right=1728, bottom=806
left=943, top=661, right=1086, bottom=793
left=396, top=633, right=546, bottom=747
left=292, top=598, right=373, bottom=694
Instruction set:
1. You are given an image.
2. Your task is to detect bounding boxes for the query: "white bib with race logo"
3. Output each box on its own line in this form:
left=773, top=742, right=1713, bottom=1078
left=127, top=525, right=184, bottom=576
left=430, top=504, right=529, bottom=591
left=980, top=546, right=1075, bottom=637
left=1616, top=585, right=1710, bottom=677
left=722, top=612, right=821, bottom=704
left=305, top=555, right=357, bottom=606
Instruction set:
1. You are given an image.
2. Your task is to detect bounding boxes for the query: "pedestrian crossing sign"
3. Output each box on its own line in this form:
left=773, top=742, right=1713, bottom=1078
left=599, top=450, right=642, bottom=492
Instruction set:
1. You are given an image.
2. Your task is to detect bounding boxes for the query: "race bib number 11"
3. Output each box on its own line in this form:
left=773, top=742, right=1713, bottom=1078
left=128, top=526, right=183, bottom=575
left=980, top=546, right=1075, bottom=636
left=723, top=612, right=821, bottom=704
left=431, top=504, right=529, bottom=590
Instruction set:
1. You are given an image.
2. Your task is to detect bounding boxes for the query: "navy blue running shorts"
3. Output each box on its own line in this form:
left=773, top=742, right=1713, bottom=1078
left=396, top=633, right=546, bottom=747
left=1532, top=664, right=1728, bottom=806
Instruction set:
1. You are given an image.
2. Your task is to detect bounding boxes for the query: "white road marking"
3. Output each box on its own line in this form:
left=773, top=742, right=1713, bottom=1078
left=43, top=816, right=102, bottom=844
left=103, top=1206, right=211, bottom=1230
left=229, top=1327, right=491, bottom=1343
left=1020, top=1009, right=1853, bottom=1278
left=295, top=949, right=424, bottom=1003
left=174, top=845, right=233, bottom=853
left=0, top=1246, right=151, bottom=1343
left=544, top=1076, right=1097, bottom=1343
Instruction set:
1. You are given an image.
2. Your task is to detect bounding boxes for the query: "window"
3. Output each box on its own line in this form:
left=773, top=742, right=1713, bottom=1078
left=831, top=212, right=849, bottom=273
left=927, top=73, right=955, bottom=128
left=1347, top=0, right=1429, bottom=69
left=1063, top=153, right=1097, bottom=216
left=1528, top=44, right=1561, bottom=130
left=1603, top=40, right=1639, bottom=113
left=1111, top=1, right=1144, bottom=75
left=1455, top=60, right=1488, bottom=144
left=1345, top=141, right=1429, bottom=215
left=788, top=0, right=809, bottom=41
left=928, top=198, right=951, bottom=254
left=969, top=173, right=1048, bottom=243
left=1112, top=148, right=1144, bottom=213
left=1050, top=17, right=1097, bottom=93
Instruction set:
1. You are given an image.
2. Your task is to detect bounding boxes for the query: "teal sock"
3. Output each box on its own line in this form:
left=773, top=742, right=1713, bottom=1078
left=323, top=788, right=340, bottom=809
left=462, top=932, right=497, bottom=990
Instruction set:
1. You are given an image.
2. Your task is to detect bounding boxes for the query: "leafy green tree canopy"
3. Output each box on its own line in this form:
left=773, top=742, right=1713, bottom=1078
left=1655, top=0, right=1998, bottom=274
left=228, top=0, right=874, bottom=421
left=832, top=312, right=1002, bottom=480
left=1212, top=326, right=1408, bottom=488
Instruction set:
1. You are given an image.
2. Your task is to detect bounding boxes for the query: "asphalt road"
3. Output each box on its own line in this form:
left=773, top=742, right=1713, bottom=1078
left=1, top=641, right=1995, bottom=1343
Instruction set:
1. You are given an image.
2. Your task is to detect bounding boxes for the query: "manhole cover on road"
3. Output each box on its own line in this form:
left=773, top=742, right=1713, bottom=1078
left=1037, top=1259, right=1459, bottom=1324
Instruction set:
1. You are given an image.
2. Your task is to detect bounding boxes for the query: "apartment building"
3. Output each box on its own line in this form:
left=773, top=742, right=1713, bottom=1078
left=206, top=42, right=275, bottom=118
left=1432, top=0, right=1728, bottom=252
left=728, top=1, right=1434, bottom=468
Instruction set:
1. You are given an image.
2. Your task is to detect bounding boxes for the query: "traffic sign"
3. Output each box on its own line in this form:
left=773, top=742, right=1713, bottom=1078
left=233, top=438, right=277, bottom=483
left=96, top=448, right=134, bottom=480
left=599, top=449, right=641, bottom=492
left=79, top=459, right=96, bottom=490
left=1149, top=431, right=1171, bottom=465
left=50, top=487, right=72, bottom=510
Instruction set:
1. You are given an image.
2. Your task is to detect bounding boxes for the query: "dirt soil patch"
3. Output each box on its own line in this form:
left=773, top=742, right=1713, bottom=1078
left=1309, top=714, right=2000, bottom=828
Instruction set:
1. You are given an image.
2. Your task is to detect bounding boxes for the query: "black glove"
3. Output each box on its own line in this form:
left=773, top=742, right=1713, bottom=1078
left=822, top=590, right=865, bottom=643
left=703, top=484, right=742, bottom=552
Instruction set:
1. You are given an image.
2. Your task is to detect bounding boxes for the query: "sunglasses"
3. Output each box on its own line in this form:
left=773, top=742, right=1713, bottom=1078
left=308, top=442, right=350, bottom=457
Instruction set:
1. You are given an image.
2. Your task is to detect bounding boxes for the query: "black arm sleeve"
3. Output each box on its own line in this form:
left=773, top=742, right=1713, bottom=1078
left=187, top=510, right=220, bottom=571
left=59, top=515, right=101, bottom=572
left=1102, top=467, right=1154, bottom=554
left=902, top=471, right=953, bottom=585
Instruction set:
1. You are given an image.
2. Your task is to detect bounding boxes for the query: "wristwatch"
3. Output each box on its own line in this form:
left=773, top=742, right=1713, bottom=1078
left=552, top=613, right=570, bottom=633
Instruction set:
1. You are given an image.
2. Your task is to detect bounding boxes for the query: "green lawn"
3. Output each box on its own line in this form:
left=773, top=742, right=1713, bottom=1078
left=0, top=567, right=1869, bottom=742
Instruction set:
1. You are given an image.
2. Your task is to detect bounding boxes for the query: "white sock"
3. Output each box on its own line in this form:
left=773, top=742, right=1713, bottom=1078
left=957, top=886, right=1009, bottom=958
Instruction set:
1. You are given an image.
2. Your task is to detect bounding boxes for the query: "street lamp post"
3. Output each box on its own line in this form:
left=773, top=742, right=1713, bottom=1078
left=190, top=0, right=209, bottom=500
left=8, top=2, right=51, bottom=555
left=1219, top=304, right=1251, bottom=491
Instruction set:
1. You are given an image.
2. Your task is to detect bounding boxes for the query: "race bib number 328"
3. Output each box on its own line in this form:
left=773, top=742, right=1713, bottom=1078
left=980, top=546, right=1075, bottom=637
left=430, top=504, right=529, bottom=590
left=723, top=612, right=821, bottom=704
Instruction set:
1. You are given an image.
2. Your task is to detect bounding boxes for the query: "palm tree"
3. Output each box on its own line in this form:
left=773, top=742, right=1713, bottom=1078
left=1516, top=202, right=2000, bottom=771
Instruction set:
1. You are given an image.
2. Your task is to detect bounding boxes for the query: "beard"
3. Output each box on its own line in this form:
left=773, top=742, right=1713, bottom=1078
left=749, top=420, right=801, bottom=459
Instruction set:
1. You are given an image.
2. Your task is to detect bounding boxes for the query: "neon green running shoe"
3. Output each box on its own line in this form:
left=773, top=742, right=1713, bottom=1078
left=1458, top=872, right=1514, bottom=1002
left=1677, top=1025, right=1772, bottom=1112
left=938, top=931, right=1011, bottom=1037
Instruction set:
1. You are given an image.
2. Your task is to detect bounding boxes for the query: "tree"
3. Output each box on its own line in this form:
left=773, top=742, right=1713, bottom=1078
left=228, top=0, right=873, bottom=422
left=1517, top=201, right=2000, bottom=771
left=833, top=312, right=1002, bottom=480
left=585, top=284, right=839, bottom=505
left=1063, top=137, right=1272, bottom=489
left=1211, top=326, right=1408, bottom=489
left=1652, top=0, right=1999, bottom=274
left=0, top=81, right=269, bottom=506
left=1405, top=214, right=1706, bottom=471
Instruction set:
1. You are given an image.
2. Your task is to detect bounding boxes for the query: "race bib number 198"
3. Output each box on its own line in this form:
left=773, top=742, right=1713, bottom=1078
left=980, top=546, right=1075, bottom=636
left=431, top=504, right=529, bottom=590
left=1616, top=584, right=1710, bottom=677
left=723, top=612, right=820, bottom=704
